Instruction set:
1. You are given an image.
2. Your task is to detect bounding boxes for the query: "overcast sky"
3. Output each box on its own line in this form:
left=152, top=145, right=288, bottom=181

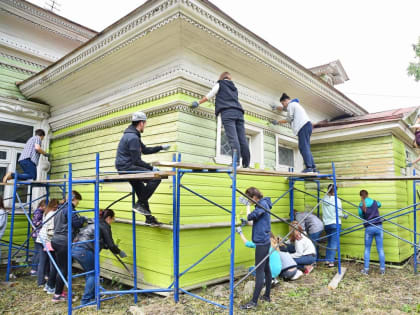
left=29, top=0, right=420, bottom=113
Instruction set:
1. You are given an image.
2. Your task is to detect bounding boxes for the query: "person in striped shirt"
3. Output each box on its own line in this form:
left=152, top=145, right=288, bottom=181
left=2, top=129, right=50, bottom=183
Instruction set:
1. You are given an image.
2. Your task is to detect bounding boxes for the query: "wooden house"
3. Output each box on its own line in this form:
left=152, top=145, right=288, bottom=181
left=1, top=0, right=418, bottom=289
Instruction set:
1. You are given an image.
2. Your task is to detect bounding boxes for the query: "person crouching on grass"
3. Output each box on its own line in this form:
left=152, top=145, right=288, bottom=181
left=240, top=187, right=272, bottom=310
left=287, top=221, right=316, bottom=274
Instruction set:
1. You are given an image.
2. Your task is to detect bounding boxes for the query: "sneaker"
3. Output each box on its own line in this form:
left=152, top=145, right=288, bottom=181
left=301, top=168, right=314, bottom=173
left=43, top=284, right=48, bottom=292
left=52, top=295, right=66, bottom=303
left=145, top=215, right=162, bottom=226
left=380, top=269, right=385, bottom=275
left=240, top=301, right=257, bottom=310
left=304, top=265, right=314, bottom=275
left=312, top=168, right=319, bottom=174
left=360, top=269, right=369, bottom=275
left=260, top=295, right=271, bottom=302
left=291, top=269, right=303, bottom=280
left=132, top=202, right=151, bottom=216
left=270, top=278, right=279, bottom=288
left=46, top=286, right=55, bottom=294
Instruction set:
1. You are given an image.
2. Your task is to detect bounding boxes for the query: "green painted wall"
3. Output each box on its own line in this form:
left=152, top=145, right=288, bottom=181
left=48, top=95, right=300, bottom=288
left=308, top=135, right=416, bottom=263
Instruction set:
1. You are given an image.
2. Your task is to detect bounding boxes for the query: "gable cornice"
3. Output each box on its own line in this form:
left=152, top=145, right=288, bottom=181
left=19, top=0, right=365, bottom=116
left=0, top=96, right=49, bottom=120
left=1, top=0, right=96, bottom=41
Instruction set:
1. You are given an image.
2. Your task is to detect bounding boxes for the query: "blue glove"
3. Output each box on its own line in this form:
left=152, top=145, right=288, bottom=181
left=238, top=196, right=250, bottom=206
left=343, top=213, right=349, bottom=219
left=271, top=120, right=279, bottom=125
left=240, top=218, right=248, bottom=226
left=407, top=162, right=413, bottom=167
left=152, top=166, right=160, bottom=172
left=236, top=226, right=242, bottom=234
left=191, top=101, right=199, bottom=108
left=119, top=250, right=127, bottom=258
left=161, top=144, right=170, bottom=151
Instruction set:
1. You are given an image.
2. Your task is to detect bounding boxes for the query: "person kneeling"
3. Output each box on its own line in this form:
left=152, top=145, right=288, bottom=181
left=72, top=209, right=127, bottom=305
left=288, top=221, right=316, bottom=274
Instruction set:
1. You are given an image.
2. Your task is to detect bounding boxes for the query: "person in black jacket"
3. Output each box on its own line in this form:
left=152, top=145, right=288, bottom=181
left=240, top=187, right=272, bottom=310
left=191, top=72, right=250, bottom=168
left=51, top=190, right=87, bottom=302
left=72, top=209, right=126, bottom=305
left=115, top=111, right=170, bottom=226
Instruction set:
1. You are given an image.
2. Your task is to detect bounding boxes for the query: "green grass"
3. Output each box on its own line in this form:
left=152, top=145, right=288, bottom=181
left=0, top=261, right=419, bottom=314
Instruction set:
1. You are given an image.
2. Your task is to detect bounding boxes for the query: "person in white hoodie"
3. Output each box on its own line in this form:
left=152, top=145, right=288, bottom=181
left=272, top=93, right=317, bottom=173
left=288, top=221, right=316, bottom=274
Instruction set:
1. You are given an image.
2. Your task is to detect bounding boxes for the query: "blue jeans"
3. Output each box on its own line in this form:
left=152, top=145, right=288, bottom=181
left=12, top=159, right=37, bottom=180
left=297, top=122, right=315, bottom=169
left=309, top=231, right=322, bottom=256
left=325, top=224, right=341, bottom=262
left=72, top=246, right=95, bottom=304
left=294, top=254, right=316, bottom=270
left=364, top=225, right=385, bottom=270
left=32, top=240, right=43, bottom=271
left=221, top=109, right=251, bottom=168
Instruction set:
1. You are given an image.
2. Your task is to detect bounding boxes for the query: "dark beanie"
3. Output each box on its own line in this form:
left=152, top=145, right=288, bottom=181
left=280, top=93, right=290, bottom=102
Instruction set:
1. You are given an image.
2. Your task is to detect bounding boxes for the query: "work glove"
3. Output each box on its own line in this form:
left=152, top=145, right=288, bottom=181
left=236, top=226, right=242, bottom=234
left=161, top=144, right=171, bottom=151
left=152, top=166, right=160, bottom=172
left=240, top=218, right=248, bottom=226
left=238, top=196, right=250, bottom=206
left=271, top=120, right=279, bottom=126
left=270, top=104, right=278, bottom=111
left=342, top=213, right=349, bottom=219
left=407, top=162, right=413, bottom=167
left=119, top=250, right=127, bottom=258
left=191, top=101, right=199, bottom=108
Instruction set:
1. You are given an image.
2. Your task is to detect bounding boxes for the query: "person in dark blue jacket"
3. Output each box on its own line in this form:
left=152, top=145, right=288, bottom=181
left=191, top=72, right=250, bottom=168
left=51, top=190, right=87, bottom=302
left=240, top=187, right=272, bottom=310
left=115, top=111, right=170, bottom=226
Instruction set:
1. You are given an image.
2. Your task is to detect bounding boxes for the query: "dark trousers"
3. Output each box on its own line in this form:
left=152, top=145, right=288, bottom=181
left=72, top=246, right=95, bottom=304
left=221, top=110, right=251, bottom=168
left=52, top=241, right=67, bottom=295
left=12, top=159, right=37, bottom=180
left=252, top=243, right=271, bottom=304
left=120, top=166, right=161, bottom=212
left=37, top=243, right=49, bottom=285
left=294, top=254, right=316, bottom=270
left=297, top=122, right=315, bottom=169
left=47, top=251, right=58, bottom=289
left=32, top=240, right=42, bottom=271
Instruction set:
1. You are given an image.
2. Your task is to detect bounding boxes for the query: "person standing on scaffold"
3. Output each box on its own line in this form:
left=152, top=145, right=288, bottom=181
left=191, top=72, right=251, bottom=168
left=115, top=111, right=171, bottom=226
left=271, top=94, right=317, bottom=173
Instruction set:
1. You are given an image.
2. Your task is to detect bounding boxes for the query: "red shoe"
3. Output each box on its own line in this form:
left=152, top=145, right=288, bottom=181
left=304, top=265, right=314, bottom=275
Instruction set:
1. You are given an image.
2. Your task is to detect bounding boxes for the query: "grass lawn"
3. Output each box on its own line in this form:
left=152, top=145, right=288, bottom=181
left=0, top=261, right=419, bottom=314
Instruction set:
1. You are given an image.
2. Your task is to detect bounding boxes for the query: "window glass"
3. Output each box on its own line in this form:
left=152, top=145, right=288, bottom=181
left=220, top=129, right=251, bottom=156
left=0, top=151, right=6, bottom=160
left=278, top=146, right=294, bottom=167
left=0, top=121, right=33, bottom=143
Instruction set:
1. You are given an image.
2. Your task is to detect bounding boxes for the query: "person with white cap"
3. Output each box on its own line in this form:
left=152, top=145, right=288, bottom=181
left=115, top=111, right=170, bottom=226
left=271, top=93, right=317, bottom=173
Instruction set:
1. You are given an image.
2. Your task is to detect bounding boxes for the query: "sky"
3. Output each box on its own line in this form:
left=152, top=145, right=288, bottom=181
left=29, top=0, right=420, bottom=113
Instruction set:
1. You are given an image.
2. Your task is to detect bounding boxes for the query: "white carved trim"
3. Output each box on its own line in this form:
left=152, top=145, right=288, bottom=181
left=1, top=0, right=96, bottom=39
left=0, top=96, right=49, bottom=120
left=0, top=52, right=45, bottom=69
left=19, top=0, right=366, bottom=116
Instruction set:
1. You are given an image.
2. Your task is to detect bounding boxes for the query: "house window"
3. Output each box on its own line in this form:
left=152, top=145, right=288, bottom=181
left=215, top=116, right=264, bottom=168
left=275, top=134, right=301, bottom=171
left=0, top=121, right=33, bottom=143
left=278, top=146, right=294, bottom=168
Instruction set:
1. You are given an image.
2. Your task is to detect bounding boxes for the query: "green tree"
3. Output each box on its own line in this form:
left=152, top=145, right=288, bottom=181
left=407, top=37, right=420, bottom=81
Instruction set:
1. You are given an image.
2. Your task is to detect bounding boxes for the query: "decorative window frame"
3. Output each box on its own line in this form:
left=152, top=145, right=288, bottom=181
left=275, top=134, right=302, bottom=171
left=215, top=116, right=264, bottom=168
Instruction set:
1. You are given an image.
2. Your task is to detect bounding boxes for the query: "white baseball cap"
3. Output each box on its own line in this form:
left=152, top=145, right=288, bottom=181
left=132, top=111, right=147, bottom=122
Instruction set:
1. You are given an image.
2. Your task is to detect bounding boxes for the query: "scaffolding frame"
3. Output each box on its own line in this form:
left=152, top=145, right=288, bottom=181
left=2, top=152, right=418, bottom=315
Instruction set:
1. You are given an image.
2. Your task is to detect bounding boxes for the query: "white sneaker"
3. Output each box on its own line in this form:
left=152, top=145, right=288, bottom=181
left=291, top=269, right=303, bottom=280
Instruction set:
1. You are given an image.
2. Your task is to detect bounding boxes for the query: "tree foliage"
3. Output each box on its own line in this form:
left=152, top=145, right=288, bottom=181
left=407, top=37, right=420, bottom=81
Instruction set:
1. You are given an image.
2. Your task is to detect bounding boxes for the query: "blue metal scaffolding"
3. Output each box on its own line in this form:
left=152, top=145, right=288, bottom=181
left=3, top=152, right=419, bottom=315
